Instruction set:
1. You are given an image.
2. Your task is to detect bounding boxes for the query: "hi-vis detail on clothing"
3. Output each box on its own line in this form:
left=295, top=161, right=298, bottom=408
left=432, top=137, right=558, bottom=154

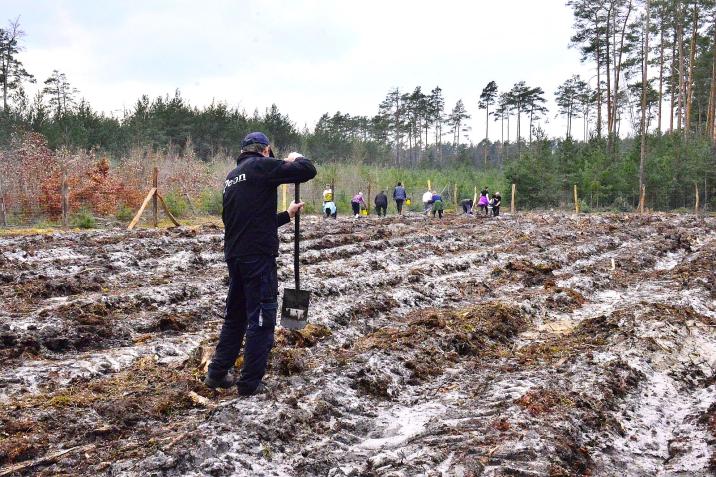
left=224, top=174, right=246, bottom=193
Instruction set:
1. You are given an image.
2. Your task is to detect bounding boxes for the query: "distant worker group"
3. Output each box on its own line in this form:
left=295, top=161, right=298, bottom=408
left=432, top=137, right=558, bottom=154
left=320, top=181, right=503, bottom=219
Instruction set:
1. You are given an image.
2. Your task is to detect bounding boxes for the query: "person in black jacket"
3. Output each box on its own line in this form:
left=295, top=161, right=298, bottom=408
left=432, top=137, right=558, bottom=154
left=205, top=132, right=316, bottom=397
left=374, top=191, right=388, bottom=216
left=491, top=192, right=502, bottom=216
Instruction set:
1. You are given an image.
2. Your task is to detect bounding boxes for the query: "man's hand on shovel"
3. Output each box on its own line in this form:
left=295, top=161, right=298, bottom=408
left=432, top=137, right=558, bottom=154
left=284, top=152, right=304, bottom=162
left=287, top=201, right=304, bottom=218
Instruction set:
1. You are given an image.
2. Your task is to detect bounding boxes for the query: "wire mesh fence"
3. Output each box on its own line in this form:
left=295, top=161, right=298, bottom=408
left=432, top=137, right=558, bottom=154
left=0, top=135, right=711, bottom=229
left=2, top=161, right=710, bottom=230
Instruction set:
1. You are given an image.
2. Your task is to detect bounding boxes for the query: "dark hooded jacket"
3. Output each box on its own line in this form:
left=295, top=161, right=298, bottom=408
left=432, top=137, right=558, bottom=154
left=222, top=152, right=316, bottom=260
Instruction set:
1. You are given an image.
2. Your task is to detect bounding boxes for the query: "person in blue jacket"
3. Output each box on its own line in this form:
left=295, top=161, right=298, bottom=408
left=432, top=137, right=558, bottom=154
left=205, top=132, right=317, bottom=397
left=393, top=182, right=407, bottom=215
left=431, top=192, right=444, bottom=218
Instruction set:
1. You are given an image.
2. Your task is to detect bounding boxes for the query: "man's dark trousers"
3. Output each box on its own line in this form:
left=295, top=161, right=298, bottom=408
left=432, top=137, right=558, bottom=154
left=208, top=254, right=277, bottom=394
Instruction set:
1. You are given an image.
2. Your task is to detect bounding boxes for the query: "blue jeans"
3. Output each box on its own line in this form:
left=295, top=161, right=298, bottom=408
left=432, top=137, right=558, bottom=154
left=208, top=255, right=278, bottom=394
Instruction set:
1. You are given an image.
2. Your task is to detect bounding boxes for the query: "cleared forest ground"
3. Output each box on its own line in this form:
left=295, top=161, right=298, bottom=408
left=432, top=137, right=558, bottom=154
left=0, top=212, right=715, bottom=477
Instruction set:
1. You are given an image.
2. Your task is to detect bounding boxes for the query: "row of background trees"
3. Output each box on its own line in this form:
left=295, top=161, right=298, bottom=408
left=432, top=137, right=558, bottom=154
left=1, top=2, right=715, bottom=211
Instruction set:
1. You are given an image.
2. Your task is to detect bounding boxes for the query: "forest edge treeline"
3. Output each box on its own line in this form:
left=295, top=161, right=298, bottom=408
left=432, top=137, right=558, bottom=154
left=1, top=1, right=715, bottom=218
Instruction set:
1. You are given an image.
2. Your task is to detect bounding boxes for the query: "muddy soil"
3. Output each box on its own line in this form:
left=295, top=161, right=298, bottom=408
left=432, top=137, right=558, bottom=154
left=0, top=212, right=714, bottom=476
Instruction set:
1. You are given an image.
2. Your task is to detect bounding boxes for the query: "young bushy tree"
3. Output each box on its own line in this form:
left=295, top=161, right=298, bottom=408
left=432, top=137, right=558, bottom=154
left=42, top=70, right=77, bottom=118
left=0, top=17, right=34, bottom=113
left=478, top=81, right=498, bottom=164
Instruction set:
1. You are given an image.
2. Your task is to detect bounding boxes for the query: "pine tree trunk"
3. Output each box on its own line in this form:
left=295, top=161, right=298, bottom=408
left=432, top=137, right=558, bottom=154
left=605, top=4, right=613, bottom=138
left=516, top=108, right=521, bottom=157
left=584, top=103, right=589, bottom=141
left=639, top=0, right=650, bottom=195
left=595, top=10, right=603, bottom=138
left=501, top=113, right=505, bottom=164
left=710, top=12, right=716, bottom=140
left=677, top=9, right=685, bottom=131
left=507, top=114, right=510, bottom=145
left=670, top=29, right=677, bottom=132
left=484, top=106, right=489, bottom=166
left=685, top=6, right=699, bottom=132
left=611, top=0, right=633, bottom=149
left=529, top=109, right=534, bottom=143
left=658, top=23, right=664, bottom=133
left=1, top=59, right=7, bottom=112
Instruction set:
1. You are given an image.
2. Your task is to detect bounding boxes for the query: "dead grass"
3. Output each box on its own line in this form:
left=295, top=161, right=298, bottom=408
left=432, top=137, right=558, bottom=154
left=0, top=355, right=218, bottom=470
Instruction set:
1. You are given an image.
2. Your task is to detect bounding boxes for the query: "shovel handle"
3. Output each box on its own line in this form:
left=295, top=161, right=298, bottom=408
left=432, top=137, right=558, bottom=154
left=294, top=183, right=300, bottom=290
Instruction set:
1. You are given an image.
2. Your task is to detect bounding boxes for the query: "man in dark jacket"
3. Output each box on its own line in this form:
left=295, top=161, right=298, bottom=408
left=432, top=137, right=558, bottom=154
left=205, top=132, right=317, bottom=396
left=392, top=182, right=407, bottom=215
left=375, top=191, right=388, bottom=216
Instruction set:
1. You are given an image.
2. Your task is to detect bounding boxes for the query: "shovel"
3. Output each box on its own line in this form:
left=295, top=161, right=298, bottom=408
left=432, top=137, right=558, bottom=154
left=281, top=183, right=310, bottom=330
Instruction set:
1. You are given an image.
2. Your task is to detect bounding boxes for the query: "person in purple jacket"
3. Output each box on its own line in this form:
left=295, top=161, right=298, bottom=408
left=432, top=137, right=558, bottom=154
left=478, top=187, right=490, bottom=216
left=351, top=192, right=366, bottom=217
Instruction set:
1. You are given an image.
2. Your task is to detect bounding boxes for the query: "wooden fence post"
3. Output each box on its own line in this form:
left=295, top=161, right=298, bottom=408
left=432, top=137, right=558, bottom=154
left=367, top=182, right=372, bottom=214
left=511, top=183, right=516, bottom=214
left=282, top=184, right=288, bottom=211
left=128, top=166, right=180, bottom=230
left=573, top=184, right=580, bottom=213
left=152, top=166, right=158, bottom=227
left=0, top=174, right=6, bottom=227
left=694, top=182, right=700, bottom=215
left=427, top=179, right=431, bottom=192
left=61, top=168, right=69, bottom=228
left=453, top=183, right=458, bottom=210
left=0, top=195, right=6, bottom=227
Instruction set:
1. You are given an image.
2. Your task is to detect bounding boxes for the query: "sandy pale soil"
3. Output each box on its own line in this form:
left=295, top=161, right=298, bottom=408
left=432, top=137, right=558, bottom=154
left=0, top=212, right=714, bottom=476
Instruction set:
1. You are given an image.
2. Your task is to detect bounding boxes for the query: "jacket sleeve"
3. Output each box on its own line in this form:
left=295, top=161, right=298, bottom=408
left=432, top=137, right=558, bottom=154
left=261, top=157, right=317, bottom=185
left=277, top=211, right=290, bottom=227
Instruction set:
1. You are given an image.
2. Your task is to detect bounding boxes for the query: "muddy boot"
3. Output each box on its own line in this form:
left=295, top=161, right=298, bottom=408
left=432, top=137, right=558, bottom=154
left=203, top=370, right=237, bottom=389
left=238, top=382, right=268, bottom=397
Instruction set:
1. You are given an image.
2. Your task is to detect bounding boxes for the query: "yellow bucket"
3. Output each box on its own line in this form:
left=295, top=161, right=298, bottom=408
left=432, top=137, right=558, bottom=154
left=361, top=209, right=368, bottom=216
left=406, top=199, right=412, bottom=206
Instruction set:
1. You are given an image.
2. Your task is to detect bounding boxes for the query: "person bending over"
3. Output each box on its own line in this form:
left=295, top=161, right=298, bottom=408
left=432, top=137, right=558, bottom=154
left=324, top=201, right=337, bottom=219
left=431, top=192, right=444, bottom=219
left=351, top=192, right=366, bottom=217
left=491, top=192, right=501, bottom=216
left=374, top=190, right=388, bottom=217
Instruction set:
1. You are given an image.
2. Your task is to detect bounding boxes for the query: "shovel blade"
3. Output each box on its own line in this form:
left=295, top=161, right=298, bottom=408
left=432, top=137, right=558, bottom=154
left=281, top=288, right=311, bottom=330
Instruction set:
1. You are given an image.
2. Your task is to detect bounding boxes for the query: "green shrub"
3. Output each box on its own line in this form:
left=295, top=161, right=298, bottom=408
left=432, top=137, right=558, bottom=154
left=71, top=208, right=96, bottom=229
left=610, top=196, right=633, bottom=212
left=115, top=204, right=134, bottom=222
left=198, top=189, right=223, bottom=216
left=163, top=190, right=188, bottom=218
left=578, top=199, right=591, bottom=213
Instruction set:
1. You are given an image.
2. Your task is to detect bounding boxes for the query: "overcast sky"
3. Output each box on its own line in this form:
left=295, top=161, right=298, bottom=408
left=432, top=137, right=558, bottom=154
left=6, top=0, right=595, bottom=141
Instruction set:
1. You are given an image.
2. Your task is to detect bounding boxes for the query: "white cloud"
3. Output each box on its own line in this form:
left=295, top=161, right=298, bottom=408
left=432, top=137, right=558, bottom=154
left=11, top=0, right=600, bottom=139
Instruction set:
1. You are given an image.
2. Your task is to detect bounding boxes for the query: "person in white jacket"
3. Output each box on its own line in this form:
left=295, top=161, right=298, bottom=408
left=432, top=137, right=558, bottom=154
left=422, top=190, right=433, bottom=214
